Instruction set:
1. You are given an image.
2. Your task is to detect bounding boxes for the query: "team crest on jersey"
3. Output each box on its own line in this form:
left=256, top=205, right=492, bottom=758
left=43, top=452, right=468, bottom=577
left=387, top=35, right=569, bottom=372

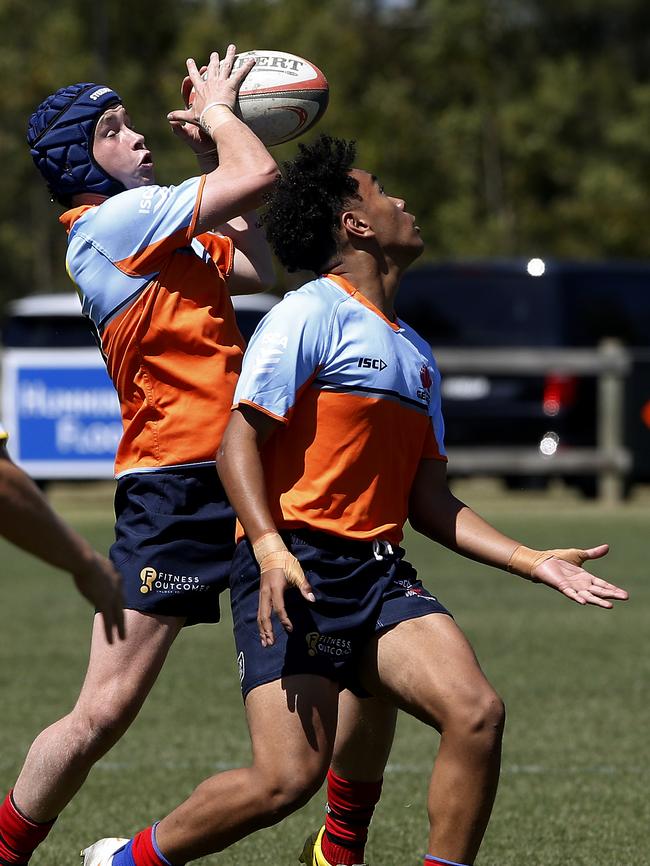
left=417, top=363, right=433, bottom=403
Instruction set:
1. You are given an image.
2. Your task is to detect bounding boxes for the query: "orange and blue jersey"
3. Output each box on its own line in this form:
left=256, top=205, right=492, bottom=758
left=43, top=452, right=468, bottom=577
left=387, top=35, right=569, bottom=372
left=234, top=273, right=447, bottom=545
left=60, top=177, right=244, bottom=477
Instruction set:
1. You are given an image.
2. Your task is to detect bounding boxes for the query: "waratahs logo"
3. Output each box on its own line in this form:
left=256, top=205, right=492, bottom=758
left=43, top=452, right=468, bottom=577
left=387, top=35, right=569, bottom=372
left=417, top=363, right=433, bottom=403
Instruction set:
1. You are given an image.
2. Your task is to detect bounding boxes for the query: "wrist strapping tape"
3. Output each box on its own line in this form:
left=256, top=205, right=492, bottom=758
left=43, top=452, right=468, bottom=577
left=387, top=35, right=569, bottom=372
left=199, top=102, right=233, bottom=134
left=252, top=532, right=308, bottom=589
left=507, top=545, right=588, bottom=580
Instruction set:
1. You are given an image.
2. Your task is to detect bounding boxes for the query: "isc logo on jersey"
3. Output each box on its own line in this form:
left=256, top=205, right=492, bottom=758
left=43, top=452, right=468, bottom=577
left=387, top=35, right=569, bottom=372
left=138, top=187, right=170, bottom=215
left=357, top=357, right=387, bottom=371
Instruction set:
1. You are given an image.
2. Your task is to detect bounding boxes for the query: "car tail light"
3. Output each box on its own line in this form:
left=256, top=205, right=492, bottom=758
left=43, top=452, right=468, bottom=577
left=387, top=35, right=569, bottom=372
left=543, top=374, right=577, bottom=416
left=642, top=400, right=650, bottom=429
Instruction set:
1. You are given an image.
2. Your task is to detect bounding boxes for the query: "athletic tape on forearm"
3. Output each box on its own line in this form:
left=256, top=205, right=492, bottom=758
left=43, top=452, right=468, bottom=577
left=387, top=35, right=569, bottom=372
left=252, top=532, right=309, bottom=590
left=507, top=545, right=588, bottom=580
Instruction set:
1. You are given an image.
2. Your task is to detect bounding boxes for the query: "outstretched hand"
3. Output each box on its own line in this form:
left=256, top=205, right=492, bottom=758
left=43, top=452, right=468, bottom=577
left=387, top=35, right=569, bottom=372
left=532, top=544, right=629, bottom=608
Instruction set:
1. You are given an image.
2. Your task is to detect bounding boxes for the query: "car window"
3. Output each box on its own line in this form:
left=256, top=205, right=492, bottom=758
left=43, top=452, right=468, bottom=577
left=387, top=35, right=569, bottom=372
left=395, top=268, right=563, bottom=347
left=563, top=272, right=650, bottom=347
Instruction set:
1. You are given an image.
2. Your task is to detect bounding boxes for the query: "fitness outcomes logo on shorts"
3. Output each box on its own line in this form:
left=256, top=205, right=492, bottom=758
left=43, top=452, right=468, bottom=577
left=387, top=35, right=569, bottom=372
left=237, top=651, right=245, bottom=683
left=139, top=566, right=208, bottom=595
left=305, top=632, right=352, bottom=658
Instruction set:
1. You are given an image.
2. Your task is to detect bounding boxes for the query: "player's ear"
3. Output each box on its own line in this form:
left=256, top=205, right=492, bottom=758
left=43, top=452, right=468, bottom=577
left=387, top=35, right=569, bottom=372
left=341, top=209, right=372, bottom=239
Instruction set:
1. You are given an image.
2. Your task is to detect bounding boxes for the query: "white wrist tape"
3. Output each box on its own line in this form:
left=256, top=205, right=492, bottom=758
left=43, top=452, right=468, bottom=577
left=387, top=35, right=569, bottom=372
left=198, top=102, right=233, bottom=134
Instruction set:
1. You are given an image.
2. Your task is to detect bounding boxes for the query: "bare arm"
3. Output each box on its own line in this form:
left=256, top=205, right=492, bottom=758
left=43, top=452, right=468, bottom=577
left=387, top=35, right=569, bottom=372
left=409, top=458, right=628, bottom=608
left=218, top=213, right=275, bottom=295
left=0, top=444, right=125, bottom=641
left=216, top=405, right=280, bottom=541
left=216, top=406, right=314, bottom=644
left=167, top=46, right=278, bottom=235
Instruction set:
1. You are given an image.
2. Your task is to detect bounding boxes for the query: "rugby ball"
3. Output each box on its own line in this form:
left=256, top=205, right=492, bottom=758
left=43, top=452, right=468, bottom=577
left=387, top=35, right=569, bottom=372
left=192, top=50, right=329, bottom=147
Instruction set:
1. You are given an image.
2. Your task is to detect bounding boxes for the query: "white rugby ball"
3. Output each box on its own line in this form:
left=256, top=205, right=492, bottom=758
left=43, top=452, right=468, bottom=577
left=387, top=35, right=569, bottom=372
left=194, top=50, right=329, bottom=147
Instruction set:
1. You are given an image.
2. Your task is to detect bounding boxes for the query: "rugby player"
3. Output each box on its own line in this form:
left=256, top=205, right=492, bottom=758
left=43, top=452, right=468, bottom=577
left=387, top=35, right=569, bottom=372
left=0, top=422, right=124, bottom=639
left=81, top=135, right=628, bottom=866
left=0, top=46, right=277, bottom=865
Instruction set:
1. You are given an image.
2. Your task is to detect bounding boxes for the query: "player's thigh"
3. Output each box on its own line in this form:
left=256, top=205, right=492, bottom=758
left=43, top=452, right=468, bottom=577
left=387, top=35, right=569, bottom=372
left=358, top=613, right=501, bottom=731
left=246, top=674, right=339, bottom=791
left=73, top=609, right=184, bottom=722
left=332, top=690, right=397, bottom=780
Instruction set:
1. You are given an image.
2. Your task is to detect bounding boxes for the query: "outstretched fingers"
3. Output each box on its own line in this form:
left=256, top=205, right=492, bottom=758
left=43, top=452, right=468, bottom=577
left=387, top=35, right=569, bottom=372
left=559, top=573, right=629, bottom=608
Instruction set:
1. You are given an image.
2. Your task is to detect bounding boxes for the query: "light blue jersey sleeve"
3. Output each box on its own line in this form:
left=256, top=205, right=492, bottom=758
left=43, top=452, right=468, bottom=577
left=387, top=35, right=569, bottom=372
left=0, top=420, right=7, bottom=442
left=68, top=177, right=203, bottom=278
left=234, top=284, right=341, bottom=422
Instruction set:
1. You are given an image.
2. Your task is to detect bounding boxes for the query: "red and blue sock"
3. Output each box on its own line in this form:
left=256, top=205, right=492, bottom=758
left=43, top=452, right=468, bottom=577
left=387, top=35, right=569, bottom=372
left=0, top=790, right=56, bottom=866
left=112, top=825, right=174, bottom=866
left=321, top=769, right=382, bottom=865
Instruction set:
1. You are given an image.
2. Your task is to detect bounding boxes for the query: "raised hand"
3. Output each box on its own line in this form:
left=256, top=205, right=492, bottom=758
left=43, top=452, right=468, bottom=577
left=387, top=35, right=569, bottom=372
left=167, top=45, right=255, bottom=132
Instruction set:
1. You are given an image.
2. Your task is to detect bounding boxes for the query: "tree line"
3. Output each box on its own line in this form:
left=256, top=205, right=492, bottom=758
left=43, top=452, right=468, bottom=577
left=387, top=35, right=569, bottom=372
left=2, top=0, right=650, bottom=311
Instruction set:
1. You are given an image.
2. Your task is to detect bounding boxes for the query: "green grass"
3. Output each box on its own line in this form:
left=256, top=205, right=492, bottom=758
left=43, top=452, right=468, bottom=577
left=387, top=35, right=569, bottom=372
left=1, top=481, right=647, bottom=866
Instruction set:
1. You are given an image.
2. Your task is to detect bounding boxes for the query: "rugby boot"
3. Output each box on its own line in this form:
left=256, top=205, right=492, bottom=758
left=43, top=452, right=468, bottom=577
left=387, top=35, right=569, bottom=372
left=300, top=826, right=367, bottom=866
left=81, top=837, right=129, bottom=865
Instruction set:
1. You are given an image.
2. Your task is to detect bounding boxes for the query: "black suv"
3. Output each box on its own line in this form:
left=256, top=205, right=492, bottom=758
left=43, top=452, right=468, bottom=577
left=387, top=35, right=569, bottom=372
left=394, top=259, right=650, bottom=494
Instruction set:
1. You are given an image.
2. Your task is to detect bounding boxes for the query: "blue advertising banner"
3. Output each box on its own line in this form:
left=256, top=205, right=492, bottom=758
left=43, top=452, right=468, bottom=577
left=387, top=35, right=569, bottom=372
left=1, top=349, right=121, bottom=478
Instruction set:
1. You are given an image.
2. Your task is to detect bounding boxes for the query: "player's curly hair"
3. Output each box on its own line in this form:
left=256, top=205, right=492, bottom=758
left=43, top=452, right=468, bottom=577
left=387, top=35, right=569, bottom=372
left=260, top=134, right=360, bottom=274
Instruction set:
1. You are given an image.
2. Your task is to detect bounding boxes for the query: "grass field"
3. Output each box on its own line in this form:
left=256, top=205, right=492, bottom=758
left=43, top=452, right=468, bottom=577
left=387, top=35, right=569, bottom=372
left=1, top=480, right=647, bottom=866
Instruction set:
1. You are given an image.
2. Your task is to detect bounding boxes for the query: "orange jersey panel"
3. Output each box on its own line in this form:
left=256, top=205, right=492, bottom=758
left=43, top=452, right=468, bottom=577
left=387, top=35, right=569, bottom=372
left=250, top=387, right=440, bottom=544
left=102, top=236, right=243, bottom=475
left=63, top=178, right=244, bottom=476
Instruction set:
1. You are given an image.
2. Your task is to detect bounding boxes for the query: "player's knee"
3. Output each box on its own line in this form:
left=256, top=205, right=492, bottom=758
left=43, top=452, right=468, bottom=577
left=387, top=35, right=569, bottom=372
left=448, top=686, right=506, bottom=748
left=256, top=763, right=326, bottom=820
left=67, top=702, right=133, bottom=760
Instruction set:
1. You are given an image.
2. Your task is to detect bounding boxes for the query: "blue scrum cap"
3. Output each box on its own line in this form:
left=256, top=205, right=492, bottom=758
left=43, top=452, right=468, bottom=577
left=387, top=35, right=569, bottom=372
left=27, top=83, right=126, bottom=203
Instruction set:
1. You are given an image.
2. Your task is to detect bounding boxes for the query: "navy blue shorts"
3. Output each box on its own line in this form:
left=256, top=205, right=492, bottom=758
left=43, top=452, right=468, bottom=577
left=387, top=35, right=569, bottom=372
left=230, top=529, right=451, bottom=698
left=110, top=466, right=235, bottom=626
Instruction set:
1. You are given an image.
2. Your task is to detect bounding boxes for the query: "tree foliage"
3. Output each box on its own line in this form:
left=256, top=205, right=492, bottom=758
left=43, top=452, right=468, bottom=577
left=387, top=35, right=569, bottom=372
left=1, top=0, right=650, bottom=309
